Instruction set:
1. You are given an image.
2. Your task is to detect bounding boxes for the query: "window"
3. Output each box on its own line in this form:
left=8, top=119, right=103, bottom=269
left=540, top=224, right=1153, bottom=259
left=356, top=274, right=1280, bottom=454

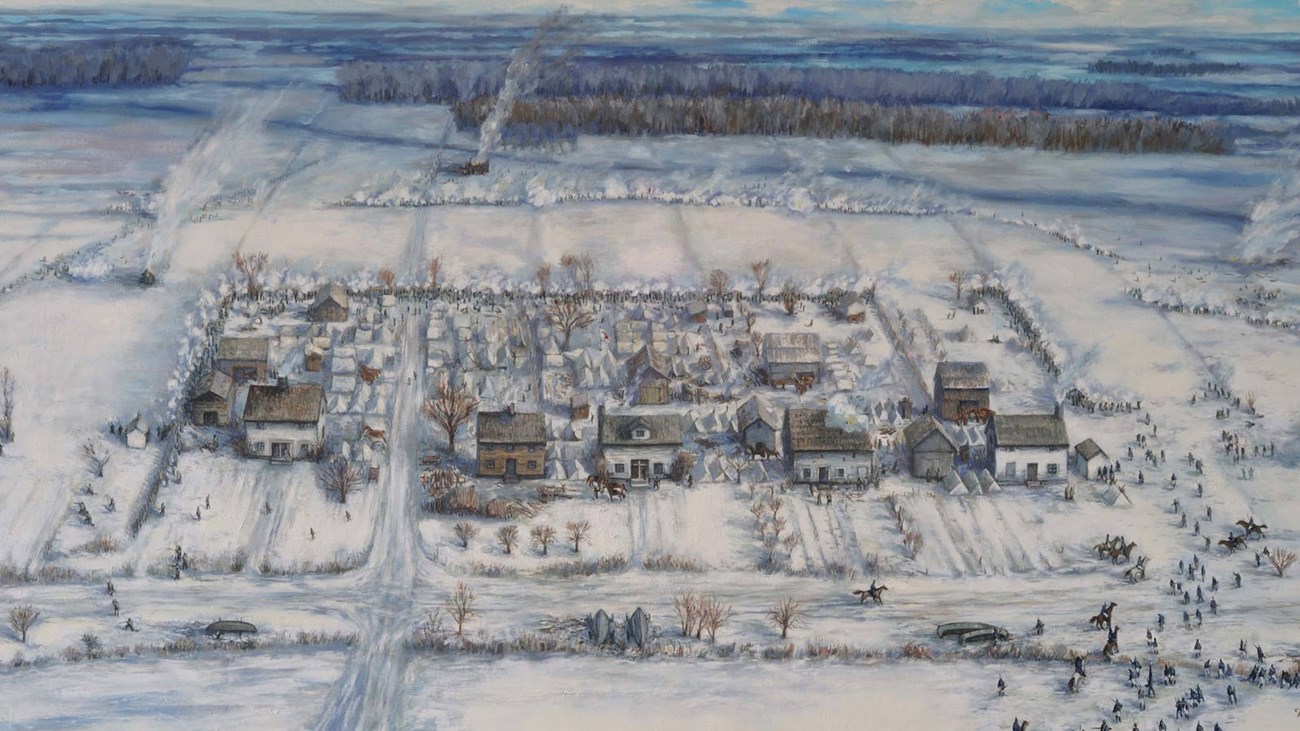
left=1004, top=462, right=1016, bottom=477
left=256, top=422, right=265, bottom=430
left=300, top=444, right=311, bottom=457
left=484, top=459, right=496, bottom=469
left=527, top=461, right=538, bottom=469
left=653, top=463, right=665, bottom=475
left=253, top=442, right=265, bottom=453
left=614, top=463, right=627, bottom=474
left=836, top=468, right=845, bottom=478
left=632, top=428, right=649, bottom=440
left=802, top=468, right=812, bottom=479
left=1047, top=463, right=1059, bottom=475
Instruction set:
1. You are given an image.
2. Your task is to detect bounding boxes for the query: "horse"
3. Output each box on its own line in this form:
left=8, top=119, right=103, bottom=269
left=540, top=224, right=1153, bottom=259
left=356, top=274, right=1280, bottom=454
left=1109, top=541, right=1137, bottom=564
left=1218, top=534, right=1246, bottom=554
left=1089, top=601, right=1116, bottom=630
left=1235, top=519, right=1267, bottom=539
left=1124, top=556, right=1147, bottom=583
left=603, top=480, right=627, bottom=501
left=852, top=584, right=888, bottom=605
left=1067, top=672, right=1083, bottom=694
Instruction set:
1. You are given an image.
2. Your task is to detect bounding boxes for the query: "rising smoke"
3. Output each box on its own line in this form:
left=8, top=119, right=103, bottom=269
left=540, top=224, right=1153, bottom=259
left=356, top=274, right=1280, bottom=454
left=145, top=94, right=281, bottom=271
left=473, top=8, right=577, bottom=165
left=1236, top=144, right=1300, bottom=263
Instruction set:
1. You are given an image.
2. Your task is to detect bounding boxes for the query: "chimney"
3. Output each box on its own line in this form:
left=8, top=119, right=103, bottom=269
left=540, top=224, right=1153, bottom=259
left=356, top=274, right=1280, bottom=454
left=1053, top=401, right=1062, bottom=418
left=277, top=376, right=289, bottom=390
left=900, top=397, right=913, bottom=419
left=506, top=402, right=515, bottom=416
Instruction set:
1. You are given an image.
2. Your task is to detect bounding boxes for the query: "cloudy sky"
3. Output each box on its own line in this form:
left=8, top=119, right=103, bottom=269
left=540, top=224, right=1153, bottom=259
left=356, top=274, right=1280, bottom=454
left=8, top=0, right=1300, bottom=31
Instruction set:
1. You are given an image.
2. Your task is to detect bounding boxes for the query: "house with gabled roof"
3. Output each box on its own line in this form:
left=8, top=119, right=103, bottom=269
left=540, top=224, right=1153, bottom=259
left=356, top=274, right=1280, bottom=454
left=216, top=336, right=270, bottom=383
left=1073, top=438, right=1109, bottom=480
left=626, top=345, right=673, bottom=405
left=737, top=395, right=783, bottom=456
left=901, top=415, right=957, bottom=479
left=241, top=379, right=325, bottom=463
left=598, top=407, right=684, bottom=484
left=309, top=283, right=350, bottom=323
left=762, top=333, right=822, bottom=388
left=190, top=370, right=234, bottom=427
left=476, top=407, right=547, bottom=481
left=783, top=408, right=873, bottom=484
left=986, top=406, right=1069, bottom=485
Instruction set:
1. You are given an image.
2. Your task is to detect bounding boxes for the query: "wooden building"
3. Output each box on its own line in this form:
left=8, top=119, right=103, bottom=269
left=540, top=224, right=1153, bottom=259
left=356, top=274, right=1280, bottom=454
left=190, top=370, right=234, bottom=427
left=216, top=337, right=270, bottom=383
left=933, top=361, right=990, bottom=421
left=476, top=409, right=547, bottom=481
left=309, top=283, right=350, bottom=323
left=901, top=415, right=958, bottom=479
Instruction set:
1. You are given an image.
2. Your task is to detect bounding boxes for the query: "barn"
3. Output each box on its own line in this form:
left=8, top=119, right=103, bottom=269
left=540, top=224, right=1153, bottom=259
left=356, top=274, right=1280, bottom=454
left=216, top=337, right=270, bottom=383
left=737, top=395, right=782, bottom=456
left=901, top=415, right=957, bottom=479
left=626, top=345, right=673, bottom=405
left=933, top=361, right=990, bottom=421
left=309, top=283, right=350, bottom=323
left=190, top=370, right=234, bottom=427
left=763, top=333, right=822, bottom=388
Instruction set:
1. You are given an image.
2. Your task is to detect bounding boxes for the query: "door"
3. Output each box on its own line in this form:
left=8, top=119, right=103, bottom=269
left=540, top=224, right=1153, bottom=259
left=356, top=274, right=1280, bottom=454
left=631, top=459, right=649, bottom=481
left=818, top=466, right=830, bottom=483
left=202, top=411, right=217, bottom=426
left=271, top=442, right=290, bottom=462
left=504, top=459, right=518, bottom=482
left=1027, top=463, right=1039, bottom=481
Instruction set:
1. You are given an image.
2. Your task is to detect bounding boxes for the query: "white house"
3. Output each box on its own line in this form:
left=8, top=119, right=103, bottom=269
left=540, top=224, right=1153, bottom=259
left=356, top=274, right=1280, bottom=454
left=241, top=379, right=326, bottom=463
left=737, top=395, right=782, bottom=456
left=783, top=408, right=874, bottom=484
left=986, top=408, right=1070, bottom=485
left=598, top=408, right=684, bottom=484
left=1073, top=438, right=1109, bottom=480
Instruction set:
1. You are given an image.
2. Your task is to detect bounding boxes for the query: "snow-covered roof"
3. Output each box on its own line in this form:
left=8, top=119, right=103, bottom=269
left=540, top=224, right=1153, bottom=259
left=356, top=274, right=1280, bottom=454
left=992, top=413, right=1069, bottom=448
left=600, top=411, right=684, bottom=447
left=935, top=361, right=990, bottom=390
left=762, top=332, right=822, bottom=364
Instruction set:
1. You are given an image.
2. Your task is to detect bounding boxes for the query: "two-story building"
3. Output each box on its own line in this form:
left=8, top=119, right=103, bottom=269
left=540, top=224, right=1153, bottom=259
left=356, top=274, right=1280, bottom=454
left=933, top=361, right=990, bottom=421
left=986, top=408, right=1069, bottom=485
left=216, top=336, right=270, bottom=383
left=598, top=408, right=684, bottom=484
left=783, top=408, right=873, bottom=484
left=476, top=409, right=547, bottom=481
left=241, top=379, right=326, bottom=463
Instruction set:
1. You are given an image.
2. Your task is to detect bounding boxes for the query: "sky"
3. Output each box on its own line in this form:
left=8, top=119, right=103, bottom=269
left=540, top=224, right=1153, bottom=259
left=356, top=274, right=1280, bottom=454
left=4, top=0, right=1299, bottom=31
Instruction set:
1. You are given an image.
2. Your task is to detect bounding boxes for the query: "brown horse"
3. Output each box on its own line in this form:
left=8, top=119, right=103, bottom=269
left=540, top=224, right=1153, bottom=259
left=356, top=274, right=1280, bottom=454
left=1109, top=541, right=1137, bottom=564
left=1219, top=533, right=1247, bottom=553
left=1089, top=601, right=1117, bottom=630
left=1235, top=519, right=1267, bottom=539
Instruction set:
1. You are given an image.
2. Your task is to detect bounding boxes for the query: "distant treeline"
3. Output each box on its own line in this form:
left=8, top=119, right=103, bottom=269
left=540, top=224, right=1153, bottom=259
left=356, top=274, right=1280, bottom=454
left=0, top=40, right=190, bottom=89
left=337, top=59, right=1298, bottom=116
left=450, top=96, right=1231, bottom=154
left=1089, top=59, right=1245, bottom=76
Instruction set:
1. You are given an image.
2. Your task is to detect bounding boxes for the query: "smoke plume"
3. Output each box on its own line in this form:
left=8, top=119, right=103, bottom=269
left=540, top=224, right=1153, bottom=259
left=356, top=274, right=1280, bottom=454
left=473, top=8, right=576, bottom=165
left=1236, top=147, right=1300, bottom=263
left=145, top=95, right=280, bottom=270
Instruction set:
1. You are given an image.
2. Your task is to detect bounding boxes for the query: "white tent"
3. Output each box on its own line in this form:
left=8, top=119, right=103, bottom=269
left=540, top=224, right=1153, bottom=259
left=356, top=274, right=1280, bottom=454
left=943, top=470, right=967, bottom=495
left=961, top=471, right=982, bottom=495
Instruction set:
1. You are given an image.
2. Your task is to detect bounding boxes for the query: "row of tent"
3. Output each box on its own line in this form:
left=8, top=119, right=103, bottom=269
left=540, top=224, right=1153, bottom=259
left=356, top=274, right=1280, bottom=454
left=941, top=468, right=1002, bottom=496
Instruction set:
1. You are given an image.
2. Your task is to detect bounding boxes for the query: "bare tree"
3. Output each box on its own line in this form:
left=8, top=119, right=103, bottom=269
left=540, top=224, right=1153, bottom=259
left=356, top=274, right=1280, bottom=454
left=423, top=379, right=479, bottom=456
left=535, top=263, right=552, bottom=296
left=575, top=253, right=595, bottom=292
left=497, top=524, right=519, bottom=555
left=750, top=259, right=771, bottom=301
left=565, top=520, right=590, bottom=553
left=672, top=592, right=701, bottom=637
left=453, top=521, right=480, bottom=549
left=780, top=281, right=799, bottom=317
left=377, top=268, right=396, bottom=292
left=708, top=269, right=730, bottom=300
left=740, top=305, right=757, bottom=334
left=232, top=251, right=269, bottom=299
left=1269, top=548, right=1296, bottom=577
left=443, top=581, right=477, bottom=636
left=82, top=440, right=110, bottom=478
left=767, top=597, right=807, bottom=639
left=948, top=270, right=968, bottom=303
left=698, top=596, right=733, bottom=643
left=0, top=366, right=14, bottom=446
left=546, top=299, right=595, bottom=351
left=427, top=257, right=442, bottom=289
left=530, top=524, right=557, bottom=556
left=8, top=604, right=39, bottom=643
left=1245, top=391, right=1257, bottom=414
left=316, top=456, right=362, bottom=505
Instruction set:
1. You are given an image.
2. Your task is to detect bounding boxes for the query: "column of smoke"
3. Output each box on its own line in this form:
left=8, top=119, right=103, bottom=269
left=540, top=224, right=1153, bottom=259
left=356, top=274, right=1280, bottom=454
left=472, top=8, right=576, bottom=166
left=1236, top=142, right=1300, bottom=263
left=144, top=96, right=280, bottom=275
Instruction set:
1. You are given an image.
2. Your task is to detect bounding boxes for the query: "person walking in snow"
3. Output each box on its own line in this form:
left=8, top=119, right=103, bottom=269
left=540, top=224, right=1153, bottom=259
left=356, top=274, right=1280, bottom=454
left=997, top=676, right=1006, bottom=696
left=111, top=599, right=119, bottom=617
